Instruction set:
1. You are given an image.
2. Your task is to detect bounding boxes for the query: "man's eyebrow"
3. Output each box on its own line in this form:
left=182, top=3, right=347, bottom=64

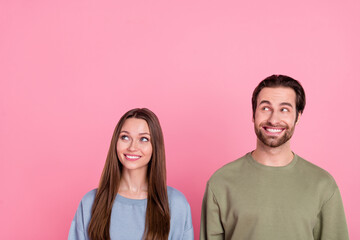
left=259, top=100, right=271, bottom=105
left=280, top=102, right=293, bottom=108
left=259, top=100, right=294, bottom=108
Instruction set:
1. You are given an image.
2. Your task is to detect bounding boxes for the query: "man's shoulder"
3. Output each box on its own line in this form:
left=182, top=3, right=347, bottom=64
left=296, top=154, right=337, bottom=186
left=208, top=153, right=250, bottom=183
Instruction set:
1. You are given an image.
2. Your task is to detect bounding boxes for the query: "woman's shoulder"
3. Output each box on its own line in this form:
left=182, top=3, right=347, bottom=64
left=78, top=189, right=97, bottom=207
left=167, top=186, right=194, bottom=236
left=167, top=186, right=190, bottom=208
left=69, top=189, right=97, bottom=237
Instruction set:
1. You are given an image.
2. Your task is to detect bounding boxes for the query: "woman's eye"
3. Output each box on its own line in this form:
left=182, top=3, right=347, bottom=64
left=120, top=135, right=129, bottom=140
left=263, top=107, right=270, bottom=111
left=281, top=108, right=289, bottom=112
left=140, top=137, right=149, bottom=142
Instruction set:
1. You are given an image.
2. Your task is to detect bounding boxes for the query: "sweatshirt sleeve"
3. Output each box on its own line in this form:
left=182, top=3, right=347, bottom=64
left=313, top=187, right=349, bottom=240
left=200, top=182, right=224, bottom=240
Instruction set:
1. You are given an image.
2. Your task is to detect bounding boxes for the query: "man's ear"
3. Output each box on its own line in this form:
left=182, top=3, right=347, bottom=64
left=295, top=112, right=301, bottom=125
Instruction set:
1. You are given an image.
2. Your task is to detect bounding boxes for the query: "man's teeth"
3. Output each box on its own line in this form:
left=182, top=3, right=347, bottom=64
left=126, top=155, right=140, bottom=159
left=266, top=128, right=282, bottom=133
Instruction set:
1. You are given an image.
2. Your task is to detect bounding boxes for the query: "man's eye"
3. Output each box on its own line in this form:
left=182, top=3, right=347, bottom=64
left=281, top=108, right=289, bottom=112
left=140, top=137, right=149, bottom=142
left=263, top=107, right=270, bottom=111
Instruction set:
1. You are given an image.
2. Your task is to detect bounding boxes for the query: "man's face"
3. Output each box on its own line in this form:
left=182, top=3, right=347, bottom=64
left=253, top=87, right=300, bottom=148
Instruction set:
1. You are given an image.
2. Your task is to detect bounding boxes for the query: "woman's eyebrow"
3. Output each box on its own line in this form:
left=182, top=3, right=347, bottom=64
left=139, top=133, right=150, bottom=135
left=120, top=131, right=150, bottom=135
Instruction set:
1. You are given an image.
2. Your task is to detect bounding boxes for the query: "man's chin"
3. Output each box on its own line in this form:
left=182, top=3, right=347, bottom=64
left=258, top=135, right=288, bottom=148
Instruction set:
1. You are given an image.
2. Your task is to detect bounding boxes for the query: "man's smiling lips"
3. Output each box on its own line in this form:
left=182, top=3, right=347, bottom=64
left=263, top=126, right=285, bottom=135
left=124, top=154, right=141, bottom=161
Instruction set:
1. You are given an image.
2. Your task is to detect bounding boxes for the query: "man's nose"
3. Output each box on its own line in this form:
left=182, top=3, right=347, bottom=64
left=268, top=111, right=281, bottom=125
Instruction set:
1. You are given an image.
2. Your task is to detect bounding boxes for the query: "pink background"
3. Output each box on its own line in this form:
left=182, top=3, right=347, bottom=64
left=1, top=0, right=359, bottom=239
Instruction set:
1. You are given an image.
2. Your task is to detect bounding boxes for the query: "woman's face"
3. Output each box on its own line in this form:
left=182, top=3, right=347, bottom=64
left=117, top=118, right=153, bottom=172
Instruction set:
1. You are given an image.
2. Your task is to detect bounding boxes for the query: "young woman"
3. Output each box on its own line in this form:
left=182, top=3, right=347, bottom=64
left=69, top=108, right=193, bottom=240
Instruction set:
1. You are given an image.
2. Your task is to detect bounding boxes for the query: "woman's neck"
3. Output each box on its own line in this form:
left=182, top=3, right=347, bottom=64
left=118, top=167, right=148, bottom=199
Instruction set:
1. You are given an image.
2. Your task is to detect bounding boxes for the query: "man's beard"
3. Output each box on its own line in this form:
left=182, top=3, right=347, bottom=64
left=254, top=123, right=295, bottom=148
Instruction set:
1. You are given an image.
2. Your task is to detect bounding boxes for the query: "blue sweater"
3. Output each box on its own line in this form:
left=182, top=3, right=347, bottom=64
left=69, top=186, right=194, bottom=240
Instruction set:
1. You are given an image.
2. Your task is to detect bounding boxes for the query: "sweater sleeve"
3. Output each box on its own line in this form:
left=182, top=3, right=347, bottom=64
left=68, top=201, right=87, bottom=240
left=200, top=182, right=224, bottom=240
left=183, top=198, right=194, bottom=240
left=313, top=187, right=349, bottom=240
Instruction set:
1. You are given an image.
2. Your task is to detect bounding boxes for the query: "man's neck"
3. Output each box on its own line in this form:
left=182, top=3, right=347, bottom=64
left=252, top=140, right=294, bottom=167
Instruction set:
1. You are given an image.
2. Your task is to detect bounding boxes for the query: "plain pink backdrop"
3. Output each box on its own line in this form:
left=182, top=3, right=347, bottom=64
left=1, top=0, right=359, bottom=239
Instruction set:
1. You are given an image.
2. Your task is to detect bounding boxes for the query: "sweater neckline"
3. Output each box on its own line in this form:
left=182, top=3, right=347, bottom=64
left=246, top=151, right=298, bottom=171
left=115, top=194, right=147, bottom=206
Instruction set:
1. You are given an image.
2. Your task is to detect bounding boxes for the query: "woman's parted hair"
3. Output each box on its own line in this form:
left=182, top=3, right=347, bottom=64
left=88, top=108, right=170, bottom=240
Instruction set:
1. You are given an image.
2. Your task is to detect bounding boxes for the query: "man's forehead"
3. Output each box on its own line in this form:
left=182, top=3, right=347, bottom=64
left=257, top=87, right=296, bottom=105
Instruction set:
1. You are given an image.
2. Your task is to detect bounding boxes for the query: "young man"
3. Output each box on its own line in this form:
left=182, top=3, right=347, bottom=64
left=200, top=75, right=349, bottom=240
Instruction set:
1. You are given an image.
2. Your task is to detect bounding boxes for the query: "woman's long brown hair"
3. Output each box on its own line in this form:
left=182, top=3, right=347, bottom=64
left=88, top=108, right=170, bottom=240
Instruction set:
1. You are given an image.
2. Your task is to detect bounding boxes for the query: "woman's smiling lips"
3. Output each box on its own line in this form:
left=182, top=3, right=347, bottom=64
left=124, top=154, right=141, bottom=161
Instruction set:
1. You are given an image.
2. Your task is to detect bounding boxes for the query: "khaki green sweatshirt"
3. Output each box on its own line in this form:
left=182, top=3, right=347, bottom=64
left=200, top=153, right=349, bottom=240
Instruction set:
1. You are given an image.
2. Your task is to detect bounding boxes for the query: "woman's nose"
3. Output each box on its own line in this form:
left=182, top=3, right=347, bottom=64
left=128, top=140, right=138, bottom=151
